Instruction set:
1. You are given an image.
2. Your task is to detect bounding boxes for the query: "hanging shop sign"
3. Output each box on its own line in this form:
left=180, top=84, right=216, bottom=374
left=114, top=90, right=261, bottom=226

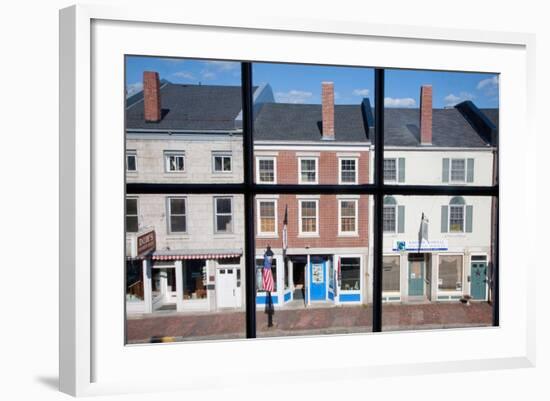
left=136, top=229, right=156, bottom=257
left=393, top=239, right=448, bottom=252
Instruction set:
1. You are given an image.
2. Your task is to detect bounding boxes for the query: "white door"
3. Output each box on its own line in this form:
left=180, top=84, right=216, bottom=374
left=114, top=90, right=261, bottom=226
left=217, top=268, right=237, bottom=308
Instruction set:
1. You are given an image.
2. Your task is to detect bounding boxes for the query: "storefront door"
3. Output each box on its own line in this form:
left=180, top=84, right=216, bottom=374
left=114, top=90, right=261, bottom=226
left=470, top=262, right=487, bottom=300
left=309, top=258, right=327, bottom=301
left=408, top=259, right=424, bottom=297
left=217, top=268, right=237, bottom=308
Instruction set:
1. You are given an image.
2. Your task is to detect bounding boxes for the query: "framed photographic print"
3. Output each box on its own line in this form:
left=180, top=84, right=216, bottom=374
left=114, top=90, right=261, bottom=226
left=59, top=4, right=535, bottom=397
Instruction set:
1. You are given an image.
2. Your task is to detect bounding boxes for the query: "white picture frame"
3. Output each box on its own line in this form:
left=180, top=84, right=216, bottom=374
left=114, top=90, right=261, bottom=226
left=59, top=4, right=536, bottom=397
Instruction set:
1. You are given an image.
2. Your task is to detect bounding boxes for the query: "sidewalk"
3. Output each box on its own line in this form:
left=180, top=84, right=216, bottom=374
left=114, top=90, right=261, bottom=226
left=126, top=302, right=493, bottom=344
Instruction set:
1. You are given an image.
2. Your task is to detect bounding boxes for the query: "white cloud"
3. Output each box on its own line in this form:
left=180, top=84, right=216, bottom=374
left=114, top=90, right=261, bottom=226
left=353, top=88, right=370, bottom=97
left=275, top=90, right=314, bottom=104
left=477, top=76, right=498, bottom=90
left=384, top=97, right=416, bottom=108
left=444, top=92, right=475, bottom=106
left=126, top=82, right=143, bottom=98
left=171, top=71, right=196, bottom=80
left=200, top=61, right=240, bottom=80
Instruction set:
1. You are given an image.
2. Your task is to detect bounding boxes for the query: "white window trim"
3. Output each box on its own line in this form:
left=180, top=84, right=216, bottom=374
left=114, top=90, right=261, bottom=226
left=256, top=156, right=277, bottom=184
left=256, top=198, right=278, bottom=237
left=338, top=157, right=358, bottom=184
left=164, top=151, right=186, bottom=173
left=298, top=199, right=319, bottom=236
left=450, top=158, right=467, bottom=183
left=448, top=204, right=465, bottom=233
left=126, top=150, right=137, bottom=173
left=383, top=157, right=397, bottom=182
left=214, top=196, right=233, bottom=234
left=383, top=204, right=397, bottom=234
left=212, top=152, right=232, bottom=173
left=126, top=196, right=139, bottom=233
left=436, top=253, right=465, bottom=294
left=167, top=196, right=187, bottom=234
left=338, top=199, right=359, bottom=236
left=298, top=156, right=319, bottom=185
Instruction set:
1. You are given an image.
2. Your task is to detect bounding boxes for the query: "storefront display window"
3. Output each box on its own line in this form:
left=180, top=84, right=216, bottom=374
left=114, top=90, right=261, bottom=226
left=183, top=260, right=207, bottom=299
left=382, top=256, right=400, bottom=293
left=340, top=257, right=360, bottom=291
left=438, top=255, right=463, bottom=291
left=126, top=260, right=144, bottom=301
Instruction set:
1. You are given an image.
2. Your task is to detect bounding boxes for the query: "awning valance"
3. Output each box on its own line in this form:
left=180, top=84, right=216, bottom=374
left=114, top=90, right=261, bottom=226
left=151, top=249, right=242, bottom=261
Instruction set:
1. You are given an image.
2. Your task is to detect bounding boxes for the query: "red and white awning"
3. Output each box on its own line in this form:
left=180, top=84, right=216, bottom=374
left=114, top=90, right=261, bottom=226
left=151, top=250, right=242, bottom=261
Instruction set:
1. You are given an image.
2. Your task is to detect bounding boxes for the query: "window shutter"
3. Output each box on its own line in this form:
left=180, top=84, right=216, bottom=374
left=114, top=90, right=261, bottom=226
left=466, top=205, right=473, bottom=233
left=442, top=158, right=450, bottom=183
left=441, top=205, right=448, bottom=232
left=467, top=158, right=474, bottom=183
left=398, top=205, right=405, bottom=233
left=398, top=158, right=406, bottom=183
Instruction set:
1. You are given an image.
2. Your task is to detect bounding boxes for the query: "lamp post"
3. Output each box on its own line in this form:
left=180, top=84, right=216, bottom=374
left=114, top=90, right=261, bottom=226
left=263, top=245, right=275, bottom=327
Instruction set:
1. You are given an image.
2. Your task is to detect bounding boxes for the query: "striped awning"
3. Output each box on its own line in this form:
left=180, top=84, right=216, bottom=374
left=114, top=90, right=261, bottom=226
left=151, top=249, right=242, bottom=261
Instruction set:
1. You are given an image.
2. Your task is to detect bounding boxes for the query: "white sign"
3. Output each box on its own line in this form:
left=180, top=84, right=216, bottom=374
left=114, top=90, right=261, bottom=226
left=393, top=239, right=448, bottom=252
left=312, top=263, right=324, bottom=284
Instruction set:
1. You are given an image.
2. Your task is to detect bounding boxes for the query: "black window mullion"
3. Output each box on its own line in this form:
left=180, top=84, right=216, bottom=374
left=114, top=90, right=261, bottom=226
left=241, top=62, right=257, bottom=338
left=372, top=68, right=385, bottom=332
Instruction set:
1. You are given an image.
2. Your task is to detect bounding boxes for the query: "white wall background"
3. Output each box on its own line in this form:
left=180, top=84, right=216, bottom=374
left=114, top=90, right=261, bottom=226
left=0, top=0, right=547, bottom=400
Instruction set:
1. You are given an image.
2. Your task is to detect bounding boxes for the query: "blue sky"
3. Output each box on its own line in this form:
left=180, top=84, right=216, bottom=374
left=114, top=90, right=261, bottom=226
left=126, top=56, right=499, bottom=108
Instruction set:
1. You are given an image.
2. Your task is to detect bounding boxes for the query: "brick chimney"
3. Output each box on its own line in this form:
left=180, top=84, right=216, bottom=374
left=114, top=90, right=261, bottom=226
left=143, top=71, right=161, bottom=122
left=419, top=85, right=432, bottom=145
left=321, top=82, right=335, bottom=140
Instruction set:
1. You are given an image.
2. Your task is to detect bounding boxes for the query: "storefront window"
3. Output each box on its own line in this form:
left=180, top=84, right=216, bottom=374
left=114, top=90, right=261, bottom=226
left=126, top=260, right=144, bottom=301
left=383, top=256, right=400, bottom=293
left=438, top=255, right=463, bottom=291
left=340, top=257, right=360, bottom=291
left=183, top=260, right=207, bottom=300
left=256, top=258, right=277, bottom=292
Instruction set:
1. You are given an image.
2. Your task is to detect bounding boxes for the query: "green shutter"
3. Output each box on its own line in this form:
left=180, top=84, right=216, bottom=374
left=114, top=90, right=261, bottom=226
left=442, top=158, right=450, bottom=183
left=398, top=158, right=406, bottom=183
left=441, top=205, right=448, bottom=232
left=467, top=158, right=474, bottom=183
left=398, top=205, right=405, bottom=233
left=466, top=205, right=473, bottom=232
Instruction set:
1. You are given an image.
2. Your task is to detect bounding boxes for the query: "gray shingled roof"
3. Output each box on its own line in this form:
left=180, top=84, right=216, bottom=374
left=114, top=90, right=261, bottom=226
left=384, top=108, right=493, bottom=147
left=126, top=83, right=245, bottom=131
left=253, top=103, right=370, bottom=143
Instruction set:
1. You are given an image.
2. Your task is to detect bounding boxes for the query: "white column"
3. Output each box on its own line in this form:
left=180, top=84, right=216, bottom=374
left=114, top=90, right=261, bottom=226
left=306, top=254, right=311, bottom=306
left=142, top=258, right=152, bottom=314
left=175, top=260, right=184, bottom=312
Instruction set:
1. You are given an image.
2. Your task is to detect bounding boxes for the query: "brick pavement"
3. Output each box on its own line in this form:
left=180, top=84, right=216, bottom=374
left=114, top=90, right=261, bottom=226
left=126, top=302, right=493, bottom=344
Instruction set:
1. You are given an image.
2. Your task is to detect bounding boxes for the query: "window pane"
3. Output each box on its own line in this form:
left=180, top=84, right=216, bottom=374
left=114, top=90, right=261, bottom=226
left=382, top=196, right=495, bottom=331
left=383, top=206, right=396, bottom=232
left=126, top=198, right=138, bottom=215
left=255, top=193, right=372, bottom=339
left=170, top=198, right=186, bottom=215
left=214, top=156, right=222, bottom=171
left=223, top=157, right=231, bottom=171
left=170, top=216, right=186, bottom=232
left=216, top=198, right=232, bottom=214
left=384, top=69, right=498, bottom=185
left=216, top=215, right=232, bottom=232
left=127, top=154, right=136, bottom=171
left=126, top=215, right=138, bottom=233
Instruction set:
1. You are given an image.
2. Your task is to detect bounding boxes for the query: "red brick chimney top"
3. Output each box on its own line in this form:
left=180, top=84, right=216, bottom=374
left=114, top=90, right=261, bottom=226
left=321, top=82, right=335, bottom=140
left=143, top=71, right=161, bottom=123
left=420, top=85, right=432, bottom=145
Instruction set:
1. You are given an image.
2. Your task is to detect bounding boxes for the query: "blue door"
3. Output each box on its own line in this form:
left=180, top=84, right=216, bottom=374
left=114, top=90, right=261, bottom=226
left=408, top=260, right=424, bottom=296
left=309, top=258, right=327, bottom=301
left=471, top=262, right=487, bottom=300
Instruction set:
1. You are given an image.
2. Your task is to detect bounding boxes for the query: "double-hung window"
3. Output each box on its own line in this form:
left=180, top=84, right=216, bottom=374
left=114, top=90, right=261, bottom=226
left=257, top=199, right=277, bottom=236
left=167, top=197, right=187, bottom=233
left=449, top=203, right=465, bottom=232
left=383, top=158, right=397, bottom=182
left=298, top=157, right=318, bottom=184
left=256, top=157, right=276, bottom=183
left=383, top=196, right=397, bottom=233
left=299, top=199, right=318, bottom=235
left=214, top=197, right=233, bottom=233
left=339, top=158, right=357, bottom=184
left=213, top=152, right=232, bottom=173
left=126, top=197, right=138, bottom=233
left=165, top=151, right=185, bottom=172
left=126, top=150, right=137, bottom=172
left=450, top=158, right=466, bottom=182
left=339, top=199, right=358, bottom=235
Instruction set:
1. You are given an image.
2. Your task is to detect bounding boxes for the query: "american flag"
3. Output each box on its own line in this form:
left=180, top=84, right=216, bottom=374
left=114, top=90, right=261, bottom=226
left=262, top=253, right=275, bottom=292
